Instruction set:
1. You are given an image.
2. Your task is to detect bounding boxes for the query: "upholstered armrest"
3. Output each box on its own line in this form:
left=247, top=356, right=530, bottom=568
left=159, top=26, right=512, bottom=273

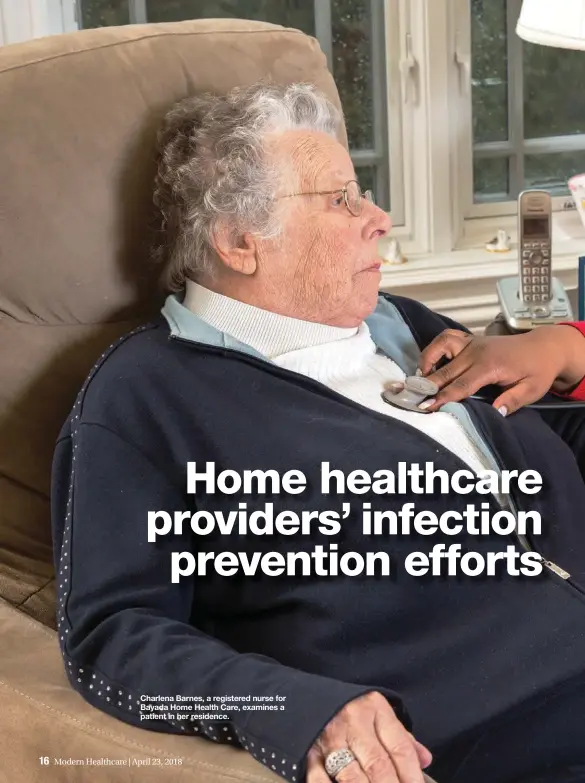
left=0, top=599, right=438, bottom=783
left=0, top=598, right=282, bottom=783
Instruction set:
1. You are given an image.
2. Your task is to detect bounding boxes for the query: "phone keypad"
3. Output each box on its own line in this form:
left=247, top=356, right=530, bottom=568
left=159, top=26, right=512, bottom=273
left=521, top=241, right=551, bottom=302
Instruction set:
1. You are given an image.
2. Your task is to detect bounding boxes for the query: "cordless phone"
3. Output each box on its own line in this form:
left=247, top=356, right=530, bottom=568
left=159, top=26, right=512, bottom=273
left=518, top=189, right=552, bottom=303
left=497, top=190, right=573, bottom=331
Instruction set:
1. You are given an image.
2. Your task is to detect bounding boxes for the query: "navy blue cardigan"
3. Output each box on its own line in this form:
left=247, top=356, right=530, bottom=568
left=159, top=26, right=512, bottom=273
left=51, top=293, right=585, bottom=783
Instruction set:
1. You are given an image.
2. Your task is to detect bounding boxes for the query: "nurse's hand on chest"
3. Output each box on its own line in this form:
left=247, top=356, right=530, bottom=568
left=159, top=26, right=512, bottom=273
left=411, top=324, right=585, bottom=416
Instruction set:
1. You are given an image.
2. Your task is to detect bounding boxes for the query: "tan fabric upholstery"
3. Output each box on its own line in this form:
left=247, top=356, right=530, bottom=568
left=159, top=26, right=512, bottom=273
left=0, top=597, right=282, bottom=782
left=0, top=19, right=344, bottom=628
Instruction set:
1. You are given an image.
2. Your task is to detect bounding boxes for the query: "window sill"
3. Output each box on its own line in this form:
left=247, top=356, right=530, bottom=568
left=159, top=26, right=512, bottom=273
left=379, top=239, right=582, bottom=333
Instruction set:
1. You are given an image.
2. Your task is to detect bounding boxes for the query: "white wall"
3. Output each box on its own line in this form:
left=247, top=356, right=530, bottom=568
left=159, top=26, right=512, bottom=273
left=0, top=0, right=77, bottom=46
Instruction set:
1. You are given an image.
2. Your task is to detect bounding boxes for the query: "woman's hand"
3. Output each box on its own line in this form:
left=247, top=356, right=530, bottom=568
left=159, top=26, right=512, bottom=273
left=414, top=325, right=585, bottom=416
left=307, top=691, right=432, bottom=783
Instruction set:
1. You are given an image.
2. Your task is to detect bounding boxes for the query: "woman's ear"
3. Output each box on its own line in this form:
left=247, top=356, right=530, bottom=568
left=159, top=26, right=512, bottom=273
left=212, top=224, right=258, bottom=275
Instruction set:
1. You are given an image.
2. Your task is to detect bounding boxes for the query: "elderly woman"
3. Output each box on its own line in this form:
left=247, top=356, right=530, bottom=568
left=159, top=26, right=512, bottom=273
left=52, top=83, right=585, bottom=783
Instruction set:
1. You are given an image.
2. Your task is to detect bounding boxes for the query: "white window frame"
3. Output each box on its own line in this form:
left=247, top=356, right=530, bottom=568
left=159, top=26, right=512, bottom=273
left=446, top=0, right=585, bottom=251
left=378, top=0, right=581, bottom=332
left=396, top=0, right=459, bottom=256
left=384, top=0, right=413, bottom=243
left=0, top=0, right=76, bottom=45
left=384, top=0, right=431, bottom=256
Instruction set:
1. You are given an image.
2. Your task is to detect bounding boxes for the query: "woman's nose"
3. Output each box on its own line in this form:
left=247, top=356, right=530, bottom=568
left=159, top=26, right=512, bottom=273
left=364, top=201, right=391, bottom=238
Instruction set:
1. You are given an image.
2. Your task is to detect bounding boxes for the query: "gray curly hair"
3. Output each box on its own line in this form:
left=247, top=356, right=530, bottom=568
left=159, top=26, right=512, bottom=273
left=152, top=81, right=343, bottom=291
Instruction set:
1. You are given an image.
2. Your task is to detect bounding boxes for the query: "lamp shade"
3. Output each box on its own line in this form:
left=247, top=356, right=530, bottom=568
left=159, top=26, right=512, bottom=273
left=516, top=0, right=585, bottom=49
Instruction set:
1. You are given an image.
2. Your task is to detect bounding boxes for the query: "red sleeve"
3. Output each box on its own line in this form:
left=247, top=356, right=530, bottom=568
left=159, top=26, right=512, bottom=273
left=554, top=322, right=585, bottom=401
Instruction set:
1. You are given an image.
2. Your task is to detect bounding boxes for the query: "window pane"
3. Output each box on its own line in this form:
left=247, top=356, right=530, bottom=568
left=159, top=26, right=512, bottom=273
left=146, top=0, right=314, bottom=32
left=524, top=152, right=585, bottom=194
left=524, top=43, right=585, bottom=139
left=474, top=157, right=509, bottom=202
left=79, top=0, right=129, bottom=27
left=471, top=0, right=508, bottom=144
left=331, top=0, right=374, bottom=150
left=355, top=165, right=376, bottom=198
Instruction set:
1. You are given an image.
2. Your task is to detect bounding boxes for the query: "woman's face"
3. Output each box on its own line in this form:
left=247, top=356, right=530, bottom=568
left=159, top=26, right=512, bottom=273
left=260, top=130, right=392, bottom=327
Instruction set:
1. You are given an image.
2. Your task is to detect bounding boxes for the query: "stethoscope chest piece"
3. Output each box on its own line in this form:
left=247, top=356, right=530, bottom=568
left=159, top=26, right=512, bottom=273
left=381, top=375, right=439, bottom=413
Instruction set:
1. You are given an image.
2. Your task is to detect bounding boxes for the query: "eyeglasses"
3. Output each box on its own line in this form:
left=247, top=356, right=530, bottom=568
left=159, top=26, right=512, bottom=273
left=278, top=179, right=375, bottom=217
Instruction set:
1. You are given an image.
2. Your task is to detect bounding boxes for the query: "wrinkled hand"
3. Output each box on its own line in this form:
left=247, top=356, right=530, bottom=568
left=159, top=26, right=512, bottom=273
left=307, top=692, right=432, bottom=783
left=409, top=326, right=584, bottom=415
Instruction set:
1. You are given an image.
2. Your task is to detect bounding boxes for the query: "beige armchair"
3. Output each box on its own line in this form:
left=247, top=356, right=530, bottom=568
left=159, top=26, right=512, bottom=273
left=0, top=19, right=436, bottom=783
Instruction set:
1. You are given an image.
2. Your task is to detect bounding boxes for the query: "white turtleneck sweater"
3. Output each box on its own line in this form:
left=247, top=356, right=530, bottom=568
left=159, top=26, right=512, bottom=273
left=183, top=282, right=494, bottom=477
